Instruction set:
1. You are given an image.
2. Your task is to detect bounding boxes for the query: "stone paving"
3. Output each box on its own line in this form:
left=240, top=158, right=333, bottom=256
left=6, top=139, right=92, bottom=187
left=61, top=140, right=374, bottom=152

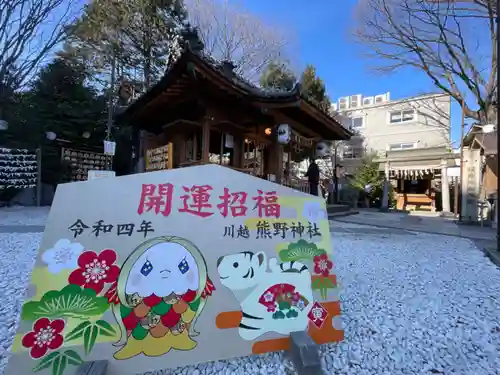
left=332, top=210, right=497, bottom=241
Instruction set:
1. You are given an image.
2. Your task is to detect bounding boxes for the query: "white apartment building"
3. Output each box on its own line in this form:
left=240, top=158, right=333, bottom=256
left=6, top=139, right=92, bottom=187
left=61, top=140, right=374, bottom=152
left=333, top=92, right=452, bottom=161
left=332, top=92, right=457, bottom=212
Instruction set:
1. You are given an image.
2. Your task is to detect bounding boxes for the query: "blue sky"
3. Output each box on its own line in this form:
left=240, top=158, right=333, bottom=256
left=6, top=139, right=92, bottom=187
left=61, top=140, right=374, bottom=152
left=242, top=0, right=465, bottom=145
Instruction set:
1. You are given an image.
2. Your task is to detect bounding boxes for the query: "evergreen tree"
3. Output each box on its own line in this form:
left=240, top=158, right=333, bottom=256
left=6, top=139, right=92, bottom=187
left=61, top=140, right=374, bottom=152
left=349, top=153, right=392, bottom=207
left=30, top=59, right=107, bottom=146
left=299, top=64, right=331, bottom=112
left=63, top=0, right=188, bottom=88
left=260, top=62, right=297, bottom=91
left=26, top=58, right=107, bottom=185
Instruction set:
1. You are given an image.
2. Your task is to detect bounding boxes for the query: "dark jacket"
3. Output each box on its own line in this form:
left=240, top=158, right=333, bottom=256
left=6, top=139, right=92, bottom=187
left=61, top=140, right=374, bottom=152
left=305, top=162, right=320, bottom=184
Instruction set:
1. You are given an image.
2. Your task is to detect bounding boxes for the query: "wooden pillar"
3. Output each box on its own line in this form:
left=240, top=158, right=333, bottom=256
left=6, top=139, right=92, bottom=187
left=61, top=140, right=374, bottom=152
left=171, top=133, right=186, bottom=167
left=232, top=136, right=242, bottom=168
left=220, top=132, right=224, bottom=165
left=193, top=132, right=198, bottom=161
left=268, top=141, right=283, bottom=183
left=202, top=118, right=211, bottom=163
left=240, top=138, right=246, bottom=168
left=276, top=144, right=284, bottom=183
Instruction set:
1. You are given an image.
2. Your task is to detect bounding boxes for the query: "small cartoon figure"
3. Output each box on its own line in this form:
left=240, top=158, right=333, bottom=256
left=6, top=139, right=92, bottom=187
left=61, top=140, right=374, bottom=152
left=217, top=251, right=313, bottom=341
left=112, top=236, right=215, bottom=359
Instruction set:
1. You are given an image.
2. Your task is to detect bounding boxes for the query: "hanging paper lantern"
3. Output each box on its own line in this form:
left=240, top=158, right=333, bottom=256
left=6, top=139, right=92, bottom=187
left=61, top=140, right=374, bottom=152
left=104, top=140, right=116, bottom=156
left=277, top=124, right=291, bottom=144
left=315, top=141, right=329, bottom=157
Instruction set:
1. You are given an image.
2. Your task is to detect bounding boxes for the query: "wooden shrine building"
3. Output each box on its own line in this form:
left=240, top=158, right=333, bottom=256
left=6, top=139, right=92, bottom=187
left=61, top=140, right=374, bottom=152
left=115, top=35, right=350, bottom=190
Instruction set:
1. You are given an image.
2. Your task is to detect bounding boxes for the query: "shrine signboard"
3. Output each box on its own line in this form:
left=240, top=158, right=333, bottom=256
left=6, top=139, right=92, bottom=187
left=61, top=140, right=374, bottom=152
left=5, top=164, right=343, bottom=375
left=145, top=144, right=172, bottom=171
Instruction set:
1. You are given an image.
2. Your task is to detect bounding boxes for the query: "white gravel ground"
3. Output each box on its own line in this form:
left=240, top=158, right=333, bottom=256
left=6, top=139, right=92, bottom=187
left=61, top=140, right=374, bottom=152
left=0, top=206, right=50, bottom=226
left=1, top=224, right=499, bottom=375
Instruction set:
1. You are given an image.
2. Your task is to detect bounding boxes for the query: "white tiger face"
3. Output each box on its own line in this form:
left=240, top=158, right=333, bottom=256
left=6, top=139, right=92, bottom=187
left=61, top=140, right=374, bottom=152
left=217, top=251, right=267, bottom=290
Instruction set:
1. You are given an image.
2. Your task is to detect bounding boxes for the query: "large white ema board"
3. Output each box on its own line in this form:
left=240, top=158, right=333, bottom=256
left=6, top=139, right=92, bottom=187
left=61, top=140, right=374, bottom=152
left=6, top=164, right=343, bottom=375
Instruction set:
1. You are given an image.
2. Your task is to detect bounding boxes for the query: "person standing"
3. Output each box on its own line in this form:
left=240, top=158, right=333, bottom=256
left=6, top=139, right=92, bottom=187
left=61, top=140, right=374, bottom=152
left=305, top=158, right=320, bottom=196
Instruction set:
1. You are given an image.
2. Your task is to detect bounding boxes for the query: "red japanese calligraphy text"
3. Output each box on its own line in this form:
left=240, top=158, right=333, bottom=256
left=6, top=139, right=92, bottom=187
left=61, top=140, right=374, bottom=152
left=178, top=184, right=214, bottom=218
left=217, top=188, right=248, bottom=218
left=137, top=183, right=174, bottom=216
left=252, top=189, right=280, bottom=218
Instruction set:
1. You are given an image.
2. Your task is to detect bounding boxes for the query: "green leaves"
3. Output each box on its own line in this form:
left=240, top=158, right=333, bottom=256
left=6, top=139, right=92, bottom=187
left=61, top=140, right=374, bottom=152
left=65, top=320, right=117, bottom=355
left=279, top=239, right=327, bottom=262
left=260, top=62, right=297, bottom=91
left=65, top=350, right=84, bottom=366
left=52, top=354, right=68, bottom=375
left=22, top=285, right=110, bottom=321
left=83, top=324, right=99, bottom=355
left=64, top=321, right=91, bottom=341
left=312, top=277, right=336, bottom=300
left=32, top=350, right=83, bottom=375
left=32, top=352, right=61, bottom=372
left=95, top=320, right=116, bottom=337
left=278, top=301, right=291, bottom=311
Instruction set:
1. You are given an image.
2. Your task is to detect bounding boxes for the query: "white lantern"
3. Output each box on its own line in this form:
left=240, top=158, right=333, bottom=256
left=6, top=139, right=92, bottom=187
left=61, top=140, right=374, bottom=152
left=277, top=124, right=291, bottom=144
left=315, top=141, right=329, bottom=157
left=45, top=131, right=57, bottom=141
left=104, top=140, right=116, bottom=156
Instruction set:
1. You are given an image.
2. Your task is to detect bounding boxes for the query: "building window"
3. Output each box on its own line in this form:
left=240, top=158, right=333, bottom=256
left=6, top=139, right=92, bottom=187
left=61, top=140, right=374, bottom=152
left=389, top=142, right=417, bottom=151
left=342, top=144, right=364, bottom=158
left=343, top=116, right=364, bottom=129
left=389, top=109, right=416, bottom=124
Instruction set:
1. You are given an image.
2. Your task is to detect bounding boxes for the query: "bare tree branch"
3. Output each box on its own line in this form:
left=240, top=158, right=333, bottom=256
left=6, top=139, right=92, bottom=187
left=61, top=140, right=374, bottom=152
left=353, top=0, right=494, bottom=122
left=0, top=0, right=80, bottom=95
left=185, top=0, right=292, bottom=82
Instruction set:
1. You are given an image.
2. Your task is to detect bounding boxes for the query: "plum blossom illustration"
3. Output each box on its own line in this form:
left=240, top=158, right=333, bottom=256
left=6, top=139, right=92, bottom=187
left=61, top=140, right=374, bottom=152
left=302, top=201, right=326, bottom=224
left=42, top=239, right=84, bottom=274
left=262, top=291, right=276, bottom=303
left=21, top=318, right=65, bottom=359
left=68, top=249, right=120, bottom=294
left=314, top=253, right=333, bottom=277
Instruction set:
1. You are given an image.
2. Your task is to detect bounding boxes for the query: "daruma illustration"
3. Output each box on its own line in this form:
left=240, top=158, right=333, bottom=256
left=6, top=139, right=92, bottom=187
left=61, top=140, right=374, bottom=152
left=5, top=164, right=342, bottom=375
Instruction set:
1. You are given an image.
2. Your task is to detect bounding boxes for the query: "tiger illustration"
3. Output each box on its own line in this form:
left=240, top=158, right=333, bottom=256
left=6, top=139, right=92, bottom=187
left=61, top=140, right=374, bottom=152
left=217, top=251, right=313, bottom=341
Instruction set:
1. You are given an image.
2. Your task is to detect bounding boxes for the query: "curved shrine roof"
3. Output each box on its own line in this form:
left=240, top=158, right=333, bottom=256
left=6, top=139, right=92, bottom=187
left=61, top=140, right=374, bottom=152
left=115, top=47, right=351, bottom=141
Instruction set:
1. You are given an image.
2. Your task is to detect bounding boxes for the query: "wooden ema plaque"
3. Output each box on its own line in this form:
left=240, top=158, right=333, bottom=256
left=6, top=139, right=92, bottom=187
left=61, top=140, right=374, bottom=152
left=145, top=144, right=172, bottom=172
left=5, top=164, right=343, bottom=375
left=62, top=148, right=112, bottom=182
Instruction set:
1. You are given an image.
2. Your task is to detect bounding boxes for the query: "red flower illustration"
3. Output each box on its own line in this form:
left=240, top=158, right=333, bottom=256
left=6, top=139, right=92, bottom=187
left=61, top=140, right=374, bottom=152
left=314, top=254, right=333, bottom=277
left=68, top=249, right=120, bottom=294
left=22, top=318, right=65, bottom=359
